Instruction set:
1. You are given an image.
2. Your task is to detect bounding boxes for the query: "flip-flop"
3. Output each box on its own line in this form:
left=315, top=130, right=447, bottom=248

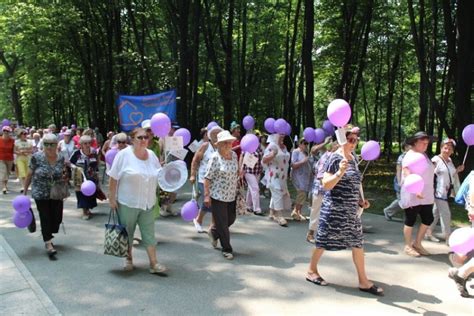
left=306, top=274, right=328, bottom=286
left=359, top=285, right=384, bottom=296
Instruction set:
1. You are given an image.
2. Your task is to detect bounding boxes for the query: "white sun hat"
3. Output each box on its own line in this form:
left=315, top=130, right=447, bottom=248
left=157, top=160, right=188, bottom=192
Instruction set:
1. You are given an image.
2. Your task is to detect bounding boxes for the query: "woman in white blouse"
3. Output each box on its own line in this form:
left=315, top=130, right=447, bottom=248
left=204, top=130, right=239, bottom=260
left=108, top=128, right=167, bottom=274
left=425, top=138, right=464, bottom=242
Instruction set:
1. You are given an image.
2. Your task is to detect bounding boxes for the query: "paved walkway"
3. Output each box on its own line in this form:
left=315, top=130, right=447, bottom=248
left=0, top=235, right=60, bottom=315
left=0, top=177, right=473, bottom=315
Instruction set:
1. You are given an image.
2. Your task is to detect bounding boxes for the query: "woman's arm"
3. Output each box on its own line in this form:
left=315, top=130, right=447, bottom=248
left=189, top=143, right=207, bottom=183
left=23, top=169, right=33, bottom=195
left=262, top=147, right=276, bottom=164
left=321, top=158, right=348, bottom=190
left=108, top=177, right=118, bottom=210
left=203, top=178, right=211, bottom=208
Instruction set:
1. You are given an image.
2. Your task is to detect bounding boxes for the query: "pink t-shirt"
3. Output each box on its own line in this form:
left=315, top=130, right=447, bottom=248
left=399, top=150, right=435, bottom=209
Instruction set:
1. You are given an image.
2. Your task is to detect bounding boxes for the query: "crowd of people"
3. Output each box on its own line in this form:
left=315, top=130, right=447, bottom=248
left=0, top=120, right=472, bottom=298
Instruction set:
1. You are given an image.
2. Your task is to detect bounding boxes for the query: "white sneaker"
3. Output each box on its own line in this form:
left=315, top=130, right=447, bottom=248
left=425, top=235, right=440, bottom=242
left=193, top=219, right=203, bottom=233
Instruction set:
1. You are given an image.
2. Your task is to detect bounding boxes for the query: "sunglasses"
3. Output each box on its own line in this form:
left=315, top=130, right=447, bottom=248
left=301, top=142, right=308, bottom=145
left=117, top=140, right=127, bottom=144
left=43, top=142, right=57, bottom=147
left=82, top=142, right=91, bottom=145
left=135, top=135, right=149, bottom=140
left=347, top=137, right=358, bottom=144
left=21, top=132, right=28, bottom=135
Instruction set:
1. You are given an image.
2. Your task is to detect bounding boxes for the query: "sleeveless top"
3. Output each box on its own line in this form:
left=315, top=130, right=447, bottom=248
left=198, top=143, right=215, bottom=183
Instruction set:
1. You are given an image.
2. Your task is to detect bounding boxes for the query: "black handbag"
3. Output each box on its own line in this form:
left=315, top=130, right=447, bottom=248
left=104, top=209, right=129, bottom=257
left=27, top=208, right=36, bottom=233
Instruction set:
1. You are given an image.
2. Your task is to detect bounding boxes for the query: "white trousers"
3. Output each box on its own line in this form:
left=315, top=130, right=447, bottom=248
left=429, top=199, right=451, bottom=237
left=245, top=173, right=261, bottom=212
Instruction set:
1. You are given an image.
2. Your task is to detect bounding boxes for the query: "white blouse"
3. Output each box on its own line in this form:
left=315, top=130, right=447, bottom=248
left=107, top=146, right=161, bottom=210
left=205, top=151, right=238, bottom=202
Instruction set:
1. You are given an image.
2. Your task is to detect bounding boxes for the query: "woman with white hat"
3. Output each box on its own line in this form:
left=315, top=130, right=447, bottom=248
left=204, top=130, right=239, bottom=260
left=262, top=133, right=291, bottom=227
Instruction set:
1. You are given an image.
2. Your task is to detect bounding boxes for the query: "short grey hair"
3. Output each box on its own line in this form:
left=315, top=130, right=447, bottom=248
left=79, top=135, right=92, bottom=144
left=115, top=132, right=128, bottom=142
left=43, top=133, right=58, bottom=143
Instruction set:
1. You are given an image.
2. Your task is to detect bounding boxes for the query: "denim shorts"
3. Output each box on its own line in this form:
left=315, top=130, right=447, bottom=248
left=197, top=182, right=212, bottom=212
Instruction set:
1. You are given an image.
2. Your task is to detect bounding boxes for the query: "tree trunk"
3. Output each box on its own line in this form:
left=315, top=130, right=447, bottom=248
left=302, top=0, right=315, bottom=128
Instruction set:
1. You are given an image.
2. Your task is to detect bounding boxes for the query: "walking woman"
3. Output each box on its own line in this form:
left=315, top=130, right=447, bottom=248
left=425, top=138, right=464, bottom=242
left=23, top=134, right=67, bottom=259
left=399, top=131, right=435, bottom=257
left=70, top=135, right=99, bottom=220
left=0, top=126, right=14, bottom=194
left=262, top=134, right=291, bottom=227
left=189, top=126, right=222, bottom=232
left=306, top=126, right=383, bottom=296
left=290, top=138, right=312, bottom=221
left=204, top=130, right=239, bottom=260
left=108, top=127, right=167, bottom=274
left=14, top=129, right=33, bottom=192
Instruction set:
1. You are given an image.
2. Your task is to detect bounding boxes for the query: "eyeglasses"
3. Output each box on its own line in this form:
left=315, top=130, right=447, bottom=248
left=21, top=132, right=28, bottom=135
left=347, top=137, right=359, bottom=144
left=301, top=142, right=308, bottom=145
left=82, top=142, right=91, bottom=145
left=43, top=142, right=57, bottom=147
left=117, top=141, right=126, bottom=144
left=135, top=135, right=149, bottom=141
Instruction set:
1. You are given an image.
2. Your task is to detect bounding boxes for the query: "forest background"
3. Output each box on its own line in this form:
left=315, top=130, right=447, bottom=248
left=0, top=1, right=473, bottom=185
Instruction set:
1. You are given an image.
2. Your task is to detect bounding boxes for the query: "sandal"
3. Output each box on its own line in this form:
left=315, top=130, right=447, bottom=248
left=412, top=244, right=430, bottom=256
left=448, top=268, right=469, bottom=297
left=306, top=273, right=328, bottom=286
left=404, top=245, right=420, bottom=257
left=359, top=284, right=384, bottom=296
left=149, top=263, right=168, bottom=275
left=277, top=217, right=288, bottom=227
left=124, top=258, right=134, bottom=271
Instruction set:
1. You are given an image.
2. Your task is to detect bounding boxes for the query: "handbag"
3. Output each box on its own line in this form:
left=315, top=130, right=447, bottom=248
left=50, top=181, right=70, bottom=200
left=104, top=209, right=129, bottom=257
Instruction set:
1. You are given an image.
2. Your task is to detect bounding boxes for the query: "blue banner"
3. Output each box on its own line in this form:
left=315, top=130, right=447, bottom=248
left=117, top=90, right=177, bottom=131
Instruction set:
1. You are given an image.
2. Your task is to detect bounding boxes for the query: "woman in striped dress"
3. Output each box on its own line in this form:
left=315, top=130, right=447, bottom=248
left=305, top=126, right=383, bottom=296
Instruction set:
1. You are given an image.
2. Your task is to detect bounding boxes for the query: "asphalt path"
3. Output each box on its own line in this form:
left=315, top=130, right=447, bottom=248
left=0, top=178, right=472, bottom=315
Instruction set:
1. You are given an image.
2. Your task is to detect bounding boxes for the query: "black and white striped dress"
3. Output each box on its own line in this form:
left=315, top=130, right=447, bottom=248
left=316, top=153, right=363, bottom=250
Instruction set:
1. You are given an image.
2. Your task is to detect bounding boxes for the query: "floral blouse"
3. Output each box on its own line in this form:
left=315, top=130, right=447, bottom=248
left=263, top=143, right=290, bottom=192
left=204, top=151, right=238, bottom=202
left=70, top=149, right=99, bottom=184
left=29, top=152, right=66, bottom=200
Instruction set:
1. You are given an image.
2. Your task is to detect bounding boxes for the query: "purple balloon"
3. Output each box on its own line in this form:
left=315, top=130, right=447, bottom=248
left=105, top=147, right=119, bottom=166
left=361, top=141, right=381, bottom=161
left=81, top=180, right=96, bottom=197
left=207, top=121, right=218, bottom=131
left=403, top=174, right=425, bottom=194
left=322, top=120, right=335, bottom=136
left=71, top=124, right=76, bottom=129
left=449, top=227, right=474, bottom=255
left=13, top=210, right=32, bottom=228
left=403, top=151, right=428, bottom=174
left=241, top=134, right=259, bottom=153
left=327, top=99, right=351, bottom=127
left=174, top=128, right=191, bottom=146
left=462, top=124, right=474, bottom=146
left=150, top=113, right=171, bottom=137
left=303, top=128, right=315, bottom=142
left=274, top=119, right=287, bottom=134
left=314, top=128, right=326, bottom=144
left=181, top=200, right=199, bottom=222
left=242, top=115, right=255, bottom=130
left=264, top=118, right=276, bottom=134
left=12, top=195, right=31, bottom=213
left=284, top=122, right=292, bottom=136
left=2, top=119, right=11, bottom=126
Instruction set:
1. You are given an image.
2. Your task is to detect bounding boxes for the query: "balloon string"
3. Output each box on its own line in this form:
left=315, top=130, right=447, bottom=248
left=462, top=146, right=470, bottom=165
left=361, top=161, right=370, bottom=177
